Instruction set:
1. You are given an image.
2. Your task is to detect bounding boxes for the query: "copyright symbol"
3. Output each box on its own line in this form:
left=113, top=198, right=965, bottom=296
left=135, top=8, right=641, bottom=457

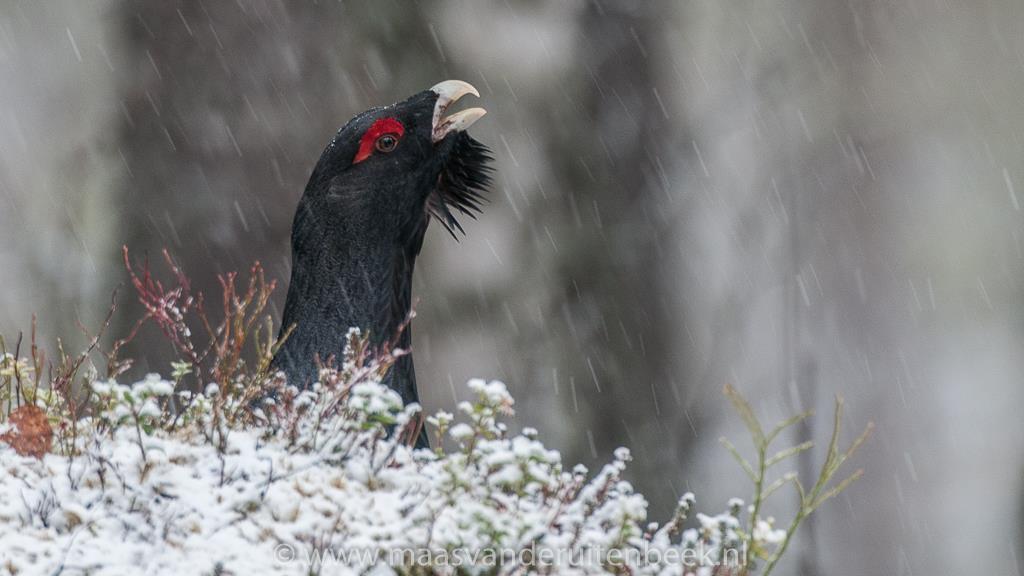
left=275, top=543, right=296, bottom=563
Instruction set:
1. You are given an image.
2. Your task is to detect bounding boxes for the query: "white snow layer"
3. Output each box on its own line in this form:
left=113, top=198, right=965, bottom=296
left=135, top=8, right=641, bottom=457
left=0, top=376, right=753, bottom=575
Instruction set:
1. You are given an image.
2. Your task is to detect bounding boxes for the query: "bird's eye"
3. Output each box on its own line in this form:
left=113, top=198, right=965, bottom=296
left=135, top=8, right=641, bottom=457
left=375, top=133, right=399, bottom=153
left=353, top=118, right=405, bottom=164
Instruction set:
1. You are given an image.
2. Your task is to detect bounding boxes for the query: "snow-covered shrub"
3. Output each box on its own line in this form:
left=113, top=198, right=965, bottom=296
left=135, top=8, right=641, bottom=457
left=0, top=252, right=870, bottom=575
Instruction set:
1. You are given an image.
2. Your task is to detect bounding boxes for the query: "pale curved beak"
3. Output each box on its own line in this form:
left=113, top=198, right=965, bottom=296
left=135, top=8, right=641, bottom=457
left=430, top=79, right=487, bottom=143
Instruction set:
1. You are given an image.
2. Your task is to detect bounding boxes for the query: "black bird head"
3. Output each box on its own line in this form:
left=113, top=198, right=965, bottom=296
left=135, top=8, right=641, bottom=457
left=273, top=81, right=494, bottom=444
left=299, top=80, right=492, bottom=248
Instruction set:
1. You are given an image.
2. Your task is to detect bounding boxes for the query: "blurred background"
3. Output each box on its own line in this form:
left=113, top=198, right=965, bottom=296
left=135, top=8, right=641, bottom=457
left=2, top=0, right=1023, bottom=573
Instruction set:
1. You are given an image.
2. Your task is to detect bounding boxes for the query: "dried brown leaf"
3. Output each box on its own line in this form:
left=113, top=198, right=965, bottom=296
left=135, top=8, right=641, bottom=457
left=1, top=405, right=53, bottom=458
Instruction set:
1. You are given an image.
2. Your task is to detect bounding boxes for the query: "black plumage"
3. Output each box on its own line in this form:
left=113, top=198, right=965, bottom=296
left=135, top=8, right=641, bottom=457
left=271, top=85, right=492, bottom=448
left=429, top=133, right=494, bottom=236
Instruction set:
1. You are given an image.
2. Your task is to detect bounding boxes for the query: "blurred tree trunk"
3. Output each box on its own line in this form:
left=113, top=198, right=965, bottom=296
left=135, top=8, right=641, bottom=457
left=0, top=1, right=121, bottom=344
left=112, top=0, right=442, bottom=375
left=536, top=1, right=692, bottom=509
left=673, top=1, right=1024, bottom=574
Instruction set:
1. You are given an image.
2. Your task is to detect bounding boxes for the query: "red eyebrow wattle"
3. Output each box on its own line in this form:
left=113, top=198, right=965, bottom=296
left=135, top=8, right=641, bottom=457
left=352, top=117, right=405, bottom=164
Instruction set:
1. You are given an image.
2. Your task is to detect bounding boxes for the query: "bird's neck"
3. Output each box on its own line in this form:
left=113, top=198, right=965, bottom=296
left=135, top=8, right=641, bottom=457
left=274, top=219, right=425, bottom=403
left=287, top=240, right=416, bottom=347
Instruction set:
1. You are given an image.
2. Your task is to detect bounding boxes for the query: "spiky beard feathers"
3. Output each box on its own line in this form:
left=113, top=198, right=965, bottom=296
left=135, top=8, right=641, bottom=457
left=428, top=132, right=494, bottom=237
